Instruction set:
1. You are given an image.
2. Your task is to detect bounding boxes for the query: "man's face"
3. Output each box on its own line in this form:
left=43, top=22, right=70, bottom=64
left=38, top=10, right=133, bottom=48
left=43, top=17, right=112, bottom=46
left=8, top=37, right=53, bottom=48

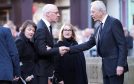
left=48, top=8, right=60, bottom=23
left=90, top=6, right=102, bottom=21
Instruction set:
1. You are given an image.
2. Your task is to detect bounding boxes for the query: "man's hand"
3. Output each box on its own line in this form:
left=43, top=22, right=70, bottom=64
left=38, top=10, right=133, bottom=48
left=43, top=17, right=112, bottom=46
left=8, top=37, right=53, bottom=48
left=46, top=45, right=51, bottom=50
left=59, top=46, right=70, bottom=56
left=116, top=66, right=124, bottom=76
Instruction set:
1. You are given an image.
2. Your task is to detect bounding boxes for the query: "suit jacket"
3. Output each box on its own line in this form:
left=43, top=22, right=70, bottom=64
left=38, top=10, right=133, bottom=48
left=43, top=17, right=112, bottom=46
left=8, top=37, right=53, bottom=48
left=70, top=16, right=128, bottom=76
left=0, top=27, right=20, bottom=80
left=34, top=19, right=59, bottom=76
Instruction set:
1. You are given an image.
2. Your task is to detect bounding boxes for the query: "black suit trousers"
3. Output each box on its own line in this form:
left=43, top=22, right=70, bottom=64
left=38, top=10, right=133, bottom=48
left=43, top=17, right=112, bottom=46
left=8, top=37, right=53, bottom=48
left=103, top=74, right=124, bottom=84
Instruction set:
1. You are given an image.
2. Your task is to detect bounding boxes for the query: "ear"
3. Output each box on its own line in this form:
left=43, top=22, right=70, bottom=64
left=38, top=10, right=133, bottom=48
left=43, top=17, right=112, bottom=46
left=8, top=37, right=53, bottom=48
left=46, top=12, right=50, bottom=17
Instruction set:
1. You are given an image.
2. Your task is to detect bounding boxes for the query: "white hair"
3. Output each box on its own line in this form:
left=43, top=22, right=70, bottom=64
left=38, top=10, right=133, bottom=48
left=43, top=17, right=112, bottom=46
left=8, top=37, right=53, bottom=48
left=91, top=0, right=107, bottom=14
left=42, top=4, right=57, bottom=14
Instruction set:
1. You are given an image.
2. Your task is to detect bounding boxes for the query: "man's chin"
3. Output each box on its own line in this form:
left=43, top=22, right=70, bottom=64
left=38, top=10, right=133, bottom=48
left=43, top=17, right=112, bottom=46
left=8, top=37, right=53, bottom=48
left=93, top=20, right=97, bottom=22
left=92, top=18, right=96, bottom=21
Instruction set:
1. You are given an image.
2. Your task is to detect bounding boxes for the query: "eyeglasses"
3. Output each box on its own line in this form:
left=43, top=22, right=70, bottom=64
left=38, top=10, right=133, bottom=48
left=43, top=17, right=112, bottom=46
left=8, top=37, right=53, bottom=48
left=63, top=29, right=72, bottom=31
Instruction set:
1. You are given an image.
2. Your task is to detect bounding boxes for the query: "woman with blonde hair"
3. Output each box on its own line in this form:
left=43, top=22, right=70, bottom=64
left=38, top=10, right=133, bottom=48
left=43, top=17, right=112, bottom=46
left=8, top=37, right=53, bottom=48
left=54, top=23, right=88, bottom=84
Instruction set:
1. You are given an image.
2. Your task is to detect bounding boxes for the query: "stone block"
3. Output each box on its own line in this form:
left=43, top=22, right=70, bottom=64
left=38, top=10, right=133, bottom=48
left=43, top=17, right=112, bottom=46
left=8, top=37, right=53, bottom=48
left=86, top=57, right=134, bottom=84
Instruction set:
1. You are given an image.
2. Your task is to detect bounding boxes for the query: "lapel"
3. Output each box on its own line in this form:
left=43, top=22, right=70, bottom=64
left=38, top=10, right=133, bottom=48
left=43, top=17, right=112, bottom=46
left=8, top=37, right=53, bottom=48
left=40, top=20, right=54, bottom=46
left=99, top=16, right=112, bottom=46
left=41, top=20, right=53, bottom=36
left=40, top=20, right=50, bottom=33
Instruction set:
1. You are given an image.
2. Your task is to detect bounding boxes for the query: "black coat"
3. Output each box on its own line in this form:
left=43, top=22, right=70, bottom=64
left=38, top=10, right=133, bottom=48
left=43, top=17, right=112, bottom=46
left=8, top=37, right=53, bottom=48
left=34, top=19, right=59, bottom=77
left=69, top=16, right=128, bottom=77
left=15, top=33, right=37, bottom=83
left=54, top=39, right=88, bottom=84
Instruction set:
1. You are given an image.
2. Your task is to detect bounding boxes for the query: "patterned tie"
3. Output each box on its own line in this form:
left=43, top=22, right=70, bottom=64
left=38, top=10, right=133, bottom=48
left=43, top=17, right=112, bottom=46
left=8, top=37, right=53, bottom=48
left=97, top=22, right=103, bottom=56
left=98, top=22, right=103, bottom=41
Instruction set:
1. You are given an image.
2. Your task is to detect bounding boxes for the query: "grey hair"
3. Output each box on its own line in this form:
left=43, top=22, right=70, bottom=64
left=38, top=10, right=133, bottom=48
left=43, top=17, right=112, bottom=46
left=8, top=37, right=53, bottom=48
left=42, top=4, right=57, bottom=15
left=91, top=0, right=107, bottom=14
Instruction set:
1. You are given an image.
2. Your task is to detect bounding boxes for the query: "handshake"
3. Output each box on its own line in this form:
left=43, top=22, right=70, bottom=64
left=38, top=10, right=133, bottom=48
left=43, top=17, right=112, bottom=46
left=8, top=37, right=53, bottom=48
left=46, top=45, right=70, bottom=56
left=59, top=46, right=70, bottom=56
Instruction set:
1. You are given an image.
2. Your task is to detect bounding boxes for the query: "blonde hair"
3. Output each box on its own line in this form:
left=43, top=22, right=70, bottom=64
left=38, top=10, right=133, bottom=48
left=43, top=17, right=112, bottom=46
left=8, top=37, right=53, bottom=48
left=58, top=23, right=76, bottom=41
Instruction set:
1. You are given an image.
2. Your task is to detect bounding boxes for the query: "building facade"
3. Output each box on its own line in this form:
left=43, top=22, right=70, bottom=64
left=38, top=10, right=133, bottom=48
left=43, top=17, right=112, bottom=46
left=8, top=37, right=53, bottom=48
left=0, top=0, right=133, bottom=30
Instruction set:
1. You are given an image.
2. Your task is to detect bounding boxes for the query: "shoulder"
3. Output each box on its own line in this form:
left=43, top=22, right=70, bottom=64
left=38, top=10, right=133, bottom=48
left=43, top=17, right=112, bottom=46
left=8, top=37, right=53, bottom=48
left=109, top=16, right=121, bottom=23
left=37, top=19, right=47, bottom=30
left=0, top=27, right=12, bottom=38
left=15, top=37, right=25, bottom=45
left=0, top=27, right=11, bottom=33
left=73, top=40, right=78, bottom=44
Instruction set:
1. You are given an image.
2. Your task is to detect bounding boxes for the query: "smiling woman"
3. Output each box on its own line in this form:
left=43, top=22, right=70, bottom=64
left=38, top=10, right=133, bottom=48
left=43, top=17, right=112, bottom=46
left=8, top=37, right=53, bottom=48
left=54, top=23, right=88, bottom=84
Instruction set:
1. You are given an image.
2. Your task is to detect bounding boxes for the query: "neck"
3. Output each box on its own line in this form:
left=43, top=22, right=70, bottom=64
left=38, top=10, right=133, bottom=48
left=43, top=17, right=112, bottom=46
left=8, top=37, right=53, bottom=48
left=100, top=13, right=107, bottom=22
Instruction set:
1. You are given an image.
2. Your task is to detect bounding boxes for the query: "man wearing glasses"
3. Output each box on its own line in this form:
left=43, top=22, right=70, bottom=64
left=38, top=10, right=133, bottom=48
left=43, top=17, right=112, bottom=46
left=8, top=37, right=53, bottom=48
left=34, top=4, right=68, bottom=84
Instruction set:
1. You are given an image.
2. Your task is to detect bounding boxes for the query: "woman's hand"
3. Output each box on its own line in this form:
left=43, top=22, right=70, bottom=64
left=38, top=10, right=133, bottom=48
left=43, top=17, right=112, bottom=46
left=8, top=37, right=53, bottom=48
left=25, top=75, right=34, bottom=82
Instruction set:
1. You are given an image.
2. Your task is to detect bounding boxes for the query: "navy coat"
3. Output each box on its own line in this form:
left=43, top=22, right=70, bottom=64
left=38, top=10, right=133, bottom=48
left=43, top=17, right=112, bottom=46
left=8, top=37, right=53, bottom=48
left=0, top=27, right=20, bottom=81
left=70, top=16, right=128, bottom=77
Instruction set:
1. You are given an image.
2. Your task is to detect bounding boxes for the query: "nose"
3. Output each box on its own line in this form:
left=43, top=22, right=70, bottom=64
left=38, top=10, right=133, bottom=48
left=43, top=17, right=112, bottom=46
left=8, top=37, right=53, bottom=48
left=30, top=31, right=34, bottom=34
left=57, top=13, right=60, bottom=16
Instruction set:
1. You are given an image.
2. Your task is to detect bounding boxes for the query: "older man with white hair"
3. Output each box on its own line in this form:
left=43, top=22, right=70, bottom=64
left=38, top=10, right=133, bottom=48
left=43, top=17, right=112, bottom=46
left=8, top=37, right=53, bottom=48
left=67, top=1, right=128, bottom=84
left=34, top=4, right=68, bottom=84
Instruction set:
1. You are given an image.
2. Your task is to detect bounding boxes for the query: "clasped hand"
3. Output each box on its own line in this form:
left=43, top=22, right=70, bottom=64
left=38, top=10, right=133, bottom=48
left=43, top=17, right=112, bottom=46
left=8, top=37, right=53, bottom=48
left=59, top=46, right=70, bottom=56
left=46, top=45, right=70, bottom=56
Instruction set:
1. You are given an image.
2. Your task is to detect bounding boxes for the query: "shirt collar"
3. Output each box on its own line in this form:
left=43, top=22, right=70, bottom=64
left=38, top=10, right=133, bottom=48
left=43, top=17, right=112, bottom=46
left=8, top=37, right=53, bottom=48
left=42, top=18, right=51, bottom=28
left=102, top=14, right=108, bottom=24
left=102, top=14, right=108, bottom=26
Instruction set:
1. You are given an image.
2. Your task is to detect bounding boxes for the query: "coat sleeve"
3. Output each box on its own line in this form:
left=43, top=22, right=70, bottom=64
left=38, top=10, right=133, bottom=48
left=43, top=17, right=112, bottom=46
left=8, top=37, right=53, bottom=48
left=70, top=35, right=96, bottom=53
left=5, top=29, right=21, bottom=77
left=112, top=19, right=128, bottom=66
left=34, top=28, right=59, bottom=57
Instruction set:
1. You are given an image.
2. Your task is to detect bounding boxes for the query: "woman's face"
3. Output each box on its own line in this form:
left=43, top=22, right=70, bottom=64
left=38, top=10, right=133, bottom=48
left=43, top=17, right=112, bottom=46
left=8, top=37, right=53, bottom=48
left=24, top=25, right=35, bottom=40
left=63, top=25, right=73, bottom=39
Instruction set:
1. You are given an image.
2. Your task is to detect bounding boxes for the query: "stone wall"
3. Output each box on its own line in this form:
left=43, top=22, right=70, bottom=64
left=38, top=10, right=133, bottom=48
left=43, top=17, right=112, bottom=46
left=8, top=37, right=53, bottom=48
left=86, top=57, right=134, bottom=84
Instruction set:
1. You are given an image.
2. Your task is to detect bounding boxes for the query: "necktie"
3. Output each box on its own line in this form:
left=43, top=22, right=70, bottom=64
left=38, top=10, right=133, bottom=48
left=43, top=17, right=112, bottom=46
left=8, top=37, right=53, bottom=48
left=98, top=22, right=103, bottom=41
left=97, top=22, right=103, bottom=56
left=49, top=25, right=52, bottom=34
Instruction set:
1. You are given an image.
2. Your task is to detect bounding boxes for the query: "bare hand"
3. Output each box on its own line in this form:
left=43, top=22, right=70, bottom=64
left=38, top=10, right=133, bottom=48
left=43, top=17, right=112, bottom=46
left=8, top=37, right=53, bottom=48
left=25, top=75, right=34, bottom=82
left=116, top=66, right=124, bottom=76
left=59, top=81, right=64, bottom=84
left=46, top=45, right=51, bottom=50
left=13, top=76, right=19, bottom=81
left=59, top=46, right=69, bottom=56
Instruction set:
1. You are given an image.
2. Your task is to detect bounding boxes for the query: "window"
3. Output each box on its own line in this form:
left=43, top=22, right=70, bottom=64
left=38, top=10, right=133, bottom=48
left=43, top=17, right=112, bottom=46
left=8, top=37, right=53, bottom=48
left=0, top=0, right=11, bottom=25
